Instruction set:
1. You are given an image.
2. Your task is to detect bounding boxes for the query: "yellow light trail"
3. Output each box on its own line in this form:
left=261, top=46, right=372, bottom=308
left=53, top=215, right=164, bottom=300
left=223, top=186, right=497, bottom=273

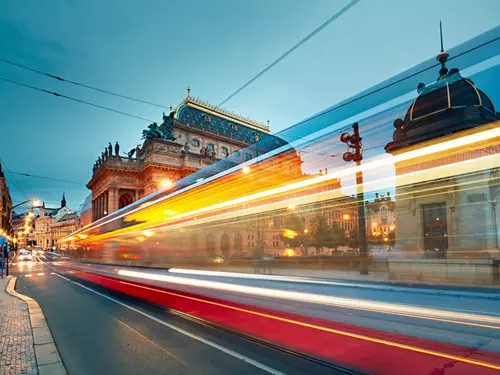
left=67, top=121, right=500, bottom=243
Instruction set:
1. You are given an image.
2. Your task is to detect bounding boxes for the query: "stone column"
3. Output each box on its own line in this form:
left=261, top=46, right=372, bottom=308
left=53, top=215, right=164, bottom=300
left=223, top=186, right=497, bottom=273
left=98, top=195, right=102, bottom=219
left=105, top=191, right=109, bottom=215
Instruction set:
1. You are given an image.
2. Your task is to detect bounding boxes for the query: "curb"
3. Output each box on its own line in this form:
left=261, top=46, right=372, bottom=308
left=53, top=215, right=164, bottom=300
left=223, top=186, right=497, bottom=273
left=7, top=277, right=68, bottom=375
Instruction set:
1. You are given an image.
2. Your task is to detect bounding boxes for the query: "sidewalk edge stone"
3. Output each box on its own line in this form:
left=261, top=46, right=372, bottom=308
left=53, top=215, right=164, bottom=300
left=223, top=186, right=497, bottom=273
left=7, top=277, right=68, bottom=375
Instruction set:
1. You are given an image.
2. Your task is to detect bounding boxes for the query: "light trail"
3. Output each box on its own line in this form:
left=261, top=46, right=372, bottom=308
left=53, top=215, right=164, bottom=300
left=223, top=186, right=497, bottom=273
left=115, top=277, right=500, bottom=371
left=117, top=269, right=500, bottom=327
left=92, top=150, right=499, bottom=242
left=66, top=115, right=500, bottom=240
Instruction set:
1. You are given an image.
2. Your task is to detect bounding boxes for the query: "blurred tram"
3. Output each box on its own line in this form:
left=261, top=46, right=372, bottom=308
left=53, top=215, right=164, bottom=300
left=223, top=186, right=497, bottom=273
left=62, top=27, right=500, bottom=268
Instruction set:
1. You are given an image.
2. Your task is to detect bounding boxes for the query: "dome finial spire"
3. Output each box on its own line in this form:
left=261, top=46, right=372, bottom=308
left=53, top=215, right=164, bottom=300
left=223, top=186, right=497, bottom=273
left=440, top=21, right=444, bottom=53
left=436, top=21, right=449, bottom=80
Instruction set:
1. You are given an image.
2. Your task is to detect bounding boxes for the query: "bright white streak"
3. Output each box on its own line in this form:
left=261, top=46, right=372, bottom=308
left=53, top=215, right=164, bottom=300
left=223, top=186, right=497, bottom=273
left=118, top=269, right=500, bottom=325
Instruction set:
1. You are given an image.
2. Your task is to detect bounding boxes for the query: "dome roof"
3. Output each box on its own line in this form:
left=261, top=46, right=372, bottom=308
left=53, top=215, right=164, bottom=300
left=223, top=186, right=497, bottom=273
left=404, top=70, right=496, bottom=123
left=386, top=59, right=499, bottom=154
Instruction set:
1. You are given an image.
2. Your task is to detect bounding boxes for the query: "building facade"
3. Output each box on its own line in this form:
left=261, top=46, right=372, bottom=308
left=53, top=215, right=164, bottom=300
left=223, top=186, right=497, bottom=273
left=32, top=193, right=81, bottom=249
left=385, top=46, right=500, bottom=260
left=0, top=163, right=12, bottom=236
left=87, top=94, right=279, bottom=221
left=365, top=192, right=396, bottom=239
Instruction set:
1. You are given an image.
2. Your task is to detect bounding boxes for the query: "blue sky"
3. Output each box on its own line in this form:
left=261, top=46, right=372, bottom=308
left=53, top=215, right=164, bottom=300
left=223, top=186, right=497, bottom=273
left=1, top=0, right=499, bottom=210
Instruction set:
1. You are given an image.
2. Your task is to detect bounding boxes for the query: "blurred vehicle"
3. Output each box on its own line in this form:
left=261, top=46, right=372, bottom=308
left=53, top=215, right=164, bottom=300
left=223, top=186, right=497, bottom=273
left=19, top=250, right=33, bottom=262
left=32, top=246, right=43, bottom=256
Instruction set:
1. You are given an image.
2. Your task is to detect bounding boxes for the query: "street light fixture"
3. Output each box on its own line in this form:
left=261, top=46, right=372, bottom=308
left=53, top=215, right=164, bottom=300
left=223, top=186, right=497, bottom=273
left=12, top=198, right=42, bottom=210
left=160, top=179, right=173, bottom=188
left=342, top=213, right=350, bottom=220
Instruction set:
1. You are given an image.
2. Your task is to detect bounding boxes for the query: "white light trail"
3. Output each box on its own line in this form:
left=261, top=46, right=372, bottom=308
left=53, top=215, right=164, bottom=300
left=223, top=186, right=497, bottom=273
left=118, top=269, right=500, bottom=326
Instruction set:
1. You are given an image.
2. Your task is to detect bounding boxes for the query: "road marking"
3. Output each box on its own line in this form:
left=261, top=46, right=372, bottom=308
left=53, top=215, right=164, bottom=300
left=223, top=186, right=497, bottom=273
left=51, top=272, right=287, bottom=375
left=37, top=273, right=44, bottom=276
left=25, top=274, right=32, bottom=277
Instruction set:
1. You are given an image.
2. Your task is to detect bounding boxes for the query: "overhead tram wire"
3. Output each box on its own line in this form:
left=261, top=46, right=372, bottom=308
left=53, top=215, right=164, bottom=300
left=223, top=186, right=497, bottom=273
left=9, top=171, right=86, bottom=186
left=0, top=77, right=156, bottom=123
left=1, top=34, right=498, bottom=161
left=273, top=33, right=500, bottom=140
left=0, top=157, right=29, bottom=200
left=0, top=58, right=170, bottom=110
left=218, top=0, right=361, bottom=107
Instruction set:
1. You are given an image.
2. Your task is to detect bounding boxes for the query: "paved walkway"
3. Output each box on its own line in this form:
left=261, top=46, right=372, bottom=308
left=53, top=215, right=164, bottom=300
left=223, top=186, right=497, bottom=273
left=0, top=276, right=37, bottom=375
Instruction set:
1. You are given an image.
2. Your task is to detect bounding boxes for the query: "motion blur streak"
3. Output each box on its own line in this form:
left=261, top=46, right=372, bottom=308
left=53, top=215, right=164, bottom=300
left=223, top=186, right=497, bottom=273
left=117, top=269, right=500, bottom=326
left=71, top=121, right=500, bottom=238
left=114, top=277, right=500, bottom=371
left=125, top=125, right=500, bottom=224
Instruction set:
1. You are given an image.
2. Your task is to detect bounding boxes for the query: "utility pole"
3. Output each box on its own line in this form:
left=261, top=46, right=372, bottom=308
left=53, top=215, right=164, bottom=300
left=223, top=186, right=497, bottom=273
left=253, top=132, right=262, bottom=251
left=341, top=123, right=368, bottom=275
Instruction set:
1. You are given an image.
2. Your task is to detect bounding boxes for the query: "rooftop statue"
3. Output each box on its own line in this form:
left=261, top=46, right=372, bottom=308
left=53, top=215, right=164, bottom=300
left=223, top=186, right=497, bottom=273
left=142, top=113, right=177, bottom=142
left=159, top=112, right=176, bottom=141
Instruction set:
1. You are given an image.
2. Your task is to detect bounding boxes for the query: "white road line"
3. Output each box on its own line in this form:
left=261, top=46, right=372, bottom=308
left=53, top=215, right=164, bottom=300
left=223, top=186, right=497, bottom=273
left=25, top=274, right=32, bottom=277
left=51, top=272, right=287, bottom=375
left=37, top=273, right=44, bottom=276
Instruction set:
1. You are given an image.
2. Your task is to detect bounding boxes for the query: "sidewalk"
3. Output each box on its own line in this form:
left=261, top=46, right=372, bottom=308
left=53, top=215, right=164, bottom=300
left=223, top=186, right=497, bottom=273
left=0, top=276, right=67, bottom=375
left=0, top=276, right=37, bottom=375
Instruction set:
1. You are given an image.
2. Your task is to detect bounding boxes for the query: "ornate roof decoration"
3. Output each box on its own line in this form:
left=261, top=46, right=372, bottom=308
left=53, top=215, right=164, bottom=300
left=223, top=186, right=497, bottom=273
left=176, top=95, right=270, bottom=132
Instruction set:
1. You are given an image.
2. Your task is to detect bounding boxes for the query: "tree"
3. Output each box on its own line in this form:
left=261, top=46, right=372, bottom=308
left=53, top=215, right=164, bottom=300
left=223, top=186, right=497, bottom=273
left=309, top=215, right=334, bottom=254
left=281, top=213, right=304, bottom=249
left=347, top=227, right=359, bottom=249
left=329, top=224, right=347, bottom=251
left=387, top=231, right=395, bottom=251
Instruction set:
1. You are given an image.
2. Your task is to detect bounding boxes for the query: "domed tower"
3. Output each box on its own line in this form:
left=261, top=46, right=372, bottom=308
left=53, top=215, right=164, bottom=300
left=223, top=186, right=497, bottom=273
left=385, top=26, right=500, bottom=266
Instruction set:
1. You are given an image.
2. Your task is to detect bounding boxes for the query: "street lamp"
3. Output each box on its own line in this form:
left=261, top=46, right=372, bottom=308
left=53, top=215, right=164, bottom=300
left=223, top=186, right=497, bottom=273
left=160, top=178, right=173, bottom=188
left=12, top=198, right=42, bottom=210
left=342, top=213, right=350, bottom=220
left=341, top=122, right=369, bottom=275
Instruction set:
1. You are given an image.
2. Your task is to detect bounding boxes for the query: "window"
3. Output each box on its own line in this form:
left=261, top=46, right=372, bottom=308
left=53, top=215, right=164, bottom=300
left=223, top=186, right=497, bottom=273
left=234, top=151, right=241, bottom=157
left=191, top=138, right=200, bottom=147
left=221, top=146, right=228, bottom=155
left=245, top=152, right=252, bottom=161
left=422, top=203, right=448, bottom=255
left=207, top=143, right=215, bottom=151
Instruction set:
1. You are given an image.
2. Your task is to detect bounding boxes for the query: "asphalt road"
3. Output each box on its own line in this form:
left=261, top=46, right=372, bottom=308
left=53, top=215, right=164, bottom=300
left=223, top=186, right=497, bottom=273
left=11, top=257, right=349, bottom=375
left=66, top=262, right=500, bottom=353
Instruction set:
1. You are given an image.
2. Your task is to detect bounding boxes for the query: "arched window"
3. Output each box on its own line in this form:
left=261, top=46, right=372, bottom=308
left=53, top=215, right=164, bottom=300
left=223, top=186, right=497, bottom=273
left=234, top=233, right=243, bottom=254
left=206, top=233, right=215, bottom=257
left=221, top=233, right=230, bottom=258
left=119, top=193, right=133, bottom=209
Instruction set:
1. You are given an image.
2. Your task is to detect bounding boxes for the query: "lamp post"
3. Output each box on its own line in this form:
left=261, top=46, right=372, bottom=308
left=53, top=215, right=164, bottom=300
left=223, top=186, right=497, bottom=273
left=253, top=132, right=263, bottom=253
left=340, top=123, right=369, bottom=275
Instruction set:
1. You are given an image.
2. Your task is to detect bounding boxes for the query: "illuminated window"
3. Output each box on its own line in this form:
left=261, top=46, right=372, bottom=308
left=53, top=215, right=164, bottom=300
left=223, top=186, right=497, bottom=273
left=191, top=138, right=200, bottom=147
left=221, top=146, right=228, bottom=154
left=245, top=152, right=252, bottom=161
left=207, top=144, right=215, bottom=151
left=234, top=151, right=241, bottom=157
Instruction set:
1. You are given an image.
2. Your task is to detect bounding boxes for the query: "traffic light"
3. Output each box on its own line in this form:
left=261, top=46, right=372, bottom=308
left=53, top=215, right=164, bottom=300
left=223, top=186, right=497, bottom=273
left=340, top=122, right=362, bottom=163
